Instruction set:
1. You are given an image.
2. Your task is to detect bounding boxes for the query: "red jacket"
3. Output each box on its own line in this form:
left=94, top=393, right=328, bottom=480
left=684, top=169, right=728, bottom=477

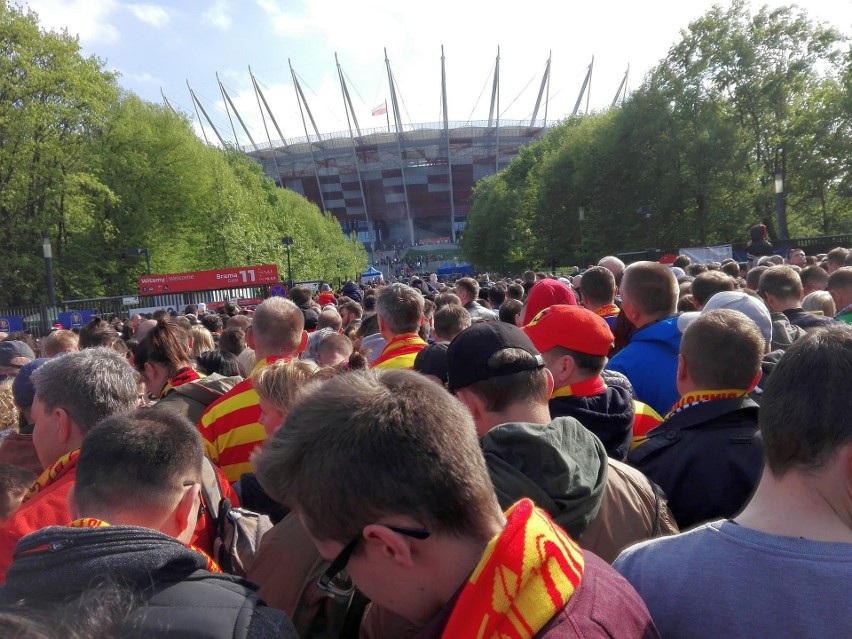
left=0, top=465, right=76, bottom=582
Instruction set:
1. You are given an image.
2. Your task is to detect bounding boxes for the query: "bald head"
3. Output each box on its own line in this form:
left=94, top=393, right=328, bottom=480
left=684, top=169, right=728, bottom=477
left=598, top=256, right=626, bottom=285
left=135, top=319, right=158, bottom=341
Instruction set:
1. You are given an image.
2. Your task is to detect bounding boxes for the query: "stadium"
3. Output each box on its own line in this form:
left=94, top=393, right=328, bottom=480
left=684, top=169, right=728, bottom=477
left=185, top=51, right=620, bottom=248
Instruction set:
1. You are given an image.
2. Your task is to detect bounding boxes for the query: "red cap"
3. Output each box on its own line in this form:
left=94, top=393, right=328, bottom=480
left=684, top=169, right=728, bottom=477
left=522, top=304, right=614, bottom=356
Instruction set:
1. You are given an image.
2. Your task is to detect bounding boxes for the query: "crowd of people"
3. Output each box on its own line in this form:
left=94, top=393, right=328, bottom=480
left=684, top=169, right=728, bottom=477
left=0, top=243, right=849, bottom=638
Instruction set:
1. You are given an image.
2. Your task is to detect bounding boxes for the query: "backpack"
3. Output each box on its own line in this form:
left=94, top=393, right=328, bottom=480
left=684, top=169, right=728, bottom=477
left=200, top=457, right=274, bottom=577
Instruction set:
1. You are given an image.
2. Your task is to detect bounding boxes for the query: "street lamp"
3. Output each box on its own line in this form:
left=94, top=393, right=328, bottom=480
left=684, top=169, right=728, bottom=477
left=43, top=231, right=56, bottom=307
left=125, top=248, right=151, bottom=275
left=281, top=236, right=293, bottom=288
left=578, top=207, right=585, bottom=268
left=775, top=172, right=787, bottom=241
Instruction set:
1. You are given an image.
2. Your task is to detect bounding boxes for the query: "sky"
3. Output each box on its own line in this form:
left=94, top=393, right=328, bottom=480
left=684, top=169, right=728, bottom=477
left=16, top=0, right=852, bottom=148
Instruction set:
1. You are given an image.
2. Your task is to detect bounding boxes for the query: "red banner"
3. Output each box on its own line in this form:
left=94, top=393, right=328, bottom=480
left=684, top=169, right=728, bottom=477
left=139, top=265, right=279, bottom=295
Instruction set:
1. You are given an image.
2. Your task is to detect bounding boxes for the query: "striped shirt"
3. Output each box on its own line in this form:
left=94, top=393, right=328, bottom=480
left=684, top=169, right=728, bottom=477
left=197, top=356, right=288, bottom=481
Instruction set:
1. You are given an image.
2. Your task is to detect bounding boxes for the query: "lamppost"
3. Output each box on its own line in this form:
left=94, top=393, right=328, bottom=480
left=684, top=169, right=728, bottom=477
left=43, top=232, right=56, bottom=307
left=125, top=248, right=151, bottom=275
left=281, top=236, right=293, bottom=288
left=578, top=207, right=585, bottom=268
left=775, top=172, right=788, bottom=241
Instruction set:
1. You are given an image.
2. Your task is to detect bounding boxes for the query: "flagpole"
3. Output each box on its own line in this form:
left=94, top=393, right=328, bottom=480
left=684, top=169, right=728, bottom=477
left=385, top=99, right=390, bottom=133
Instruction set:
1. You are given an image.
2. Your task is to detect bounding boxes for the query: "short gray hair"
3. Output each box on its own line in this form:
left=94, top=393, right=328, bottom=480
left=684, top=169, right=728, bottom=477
left=31, top=348, right=138, bottom=432
left=377, top=284, right=424, bottom=335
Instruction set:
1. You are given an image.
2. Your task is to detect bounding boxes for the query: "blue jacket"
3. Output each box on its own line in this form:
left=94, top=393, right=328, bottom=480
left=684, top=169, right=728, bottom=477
left=606, top=317, right=681, bottom=415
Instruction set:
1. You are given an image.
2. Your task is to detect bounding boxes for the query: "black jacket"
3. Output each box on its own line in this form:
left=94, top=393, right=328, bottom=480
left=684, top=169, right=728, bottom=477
left=0, top=525, right=297, bottom=639
left=782, top=307, right=835, bottom=331
left=236, top=473, right=289, bottom=524
left=628, top=397, right=762, bottom=530
left=549, top=384, right=635, bottom=460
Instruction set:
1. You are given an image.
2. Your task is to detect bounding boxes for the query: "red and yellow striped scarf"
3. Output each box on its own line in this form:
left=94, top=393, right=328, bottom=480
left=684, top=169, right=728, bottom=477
left=551, top=376, right=607, bottom=399
left=441, top=499, right=584, bottom=639
left=23, top=449, right=79, bottom=503
left=68, top=517, right=222, bottom=573
left=594, top=303, right=620, bottom=319
left=161, top=366, right=203, bottom=398
left=371, top=333, right=427, bottom=370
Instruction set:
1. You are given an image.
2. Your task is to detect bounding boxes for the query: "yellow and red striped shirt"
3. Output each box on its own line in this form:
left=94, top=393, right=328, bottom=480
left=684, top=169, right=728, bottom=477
left=197, top=357, right=288, bottom=482
left=370, top=333, right=427, bottom=370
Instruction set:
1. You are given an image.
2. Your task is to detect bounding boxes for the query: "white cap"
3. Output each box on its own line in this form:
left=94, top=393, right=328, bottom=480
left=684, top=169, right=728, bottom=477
left=678, top=290, right=772, bottom=346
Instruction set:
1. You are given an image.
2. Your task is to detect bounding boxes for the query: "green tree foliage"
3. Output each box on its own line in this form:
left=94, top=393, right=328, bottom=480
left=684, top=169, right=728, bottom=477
left=463, top=1, right=852, bottom=271
left=0, top=2, right=364, bottom=307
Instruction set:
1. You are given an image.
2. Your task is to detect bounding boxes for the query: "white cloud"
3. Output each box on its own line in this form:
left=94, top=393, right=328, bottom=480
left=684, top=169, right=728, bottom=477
left=127, top=3, right=169, bottom=28
left=124, top=70, right=162, bottom=86
left=203, top=0, right=232, bottom=30
left=19, top=0, right=121, bottom=45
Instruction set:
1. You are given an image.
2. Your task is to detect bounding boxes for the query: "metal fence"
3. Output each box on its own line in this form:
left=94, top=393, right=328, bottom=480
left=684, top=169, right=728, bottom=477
left=0, top=285, right=276, bottom=340
left=617, top=233, right=852, bottom=265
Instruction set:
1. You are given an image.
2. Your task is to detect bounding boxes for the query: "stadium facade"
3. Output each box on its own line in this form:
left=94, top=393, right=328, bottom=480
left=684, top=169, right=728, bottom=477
left=245, top=120, right=549, bottom=246
left=184, top=50, right=612, bottom=247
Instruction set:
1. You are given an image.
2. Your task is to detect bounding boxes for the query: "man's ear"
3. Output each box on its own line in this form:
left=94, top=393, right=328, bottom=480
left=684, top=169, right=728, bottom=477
left=299, top=330, right=308, bottom=354
left=362, top=524, right=415, bottom=570
left=543, top=368, right=555, bottom=397
left=676, top=353, right=688, bottom=383
left=455, top=388, right=488, bottom=435
left=246, top=326, right=256, bottom=350
left=55, top=407, right=74, bottom=446
left=173, top=483, right=201, bottom=544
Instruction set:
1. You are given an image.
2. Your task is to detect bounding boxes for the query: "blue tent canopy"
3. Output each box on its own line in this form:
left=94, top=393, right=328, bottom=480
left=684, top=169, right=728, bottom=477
left=436, top=262, right=474, bottom=277
left=361, top=266, right=383, bottom=279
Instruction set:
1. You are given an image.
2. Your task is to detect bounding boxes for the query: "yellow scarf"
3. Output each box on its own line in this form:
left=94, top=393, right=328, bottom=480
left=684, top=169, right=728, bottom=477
left=23, top=449, right=79, bottom=503
left=68, top=517, right=222, bottom=573
left=441, top=499, right=584, bottom=639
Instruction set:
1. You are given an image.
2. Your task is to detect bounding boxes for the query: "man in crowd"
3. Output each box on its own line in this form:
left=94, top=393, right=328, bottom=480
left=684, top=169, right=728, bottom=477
left=523, top=305, right=662, bottom=459
left=615, top=325, right=852, bottom=638
left=606, top=262, right=681, bottom=415
left=338, top=300, right=363, bottom=333
left=255, top=369, right=660, bottom=637
left=786, top=247, right=806, bottom=267
left=199, top=297, right=305, bottom=481
left=629, top=309, right=764, bottom=529
left=579, top=266, right=620, bottom=326
left=0, top=341, right=34, bottom=380
left=431, top=304, right=470, bottom=344
left=0, top=348, right=138, bottom=580
left=690, top=271, right=736, bottom=310
left=827, top=267, right=852, bottom=323
left=370, top=283, right=427, bottom=369
left=454, top=277, right=498, bottom=321
left=800, top=264, right=829, bottom=296
left=825, top=246, right=848, bottom=273
left=598, top=256, right=626, bottom=286
left=447, top=321, right=677, bottom=563
left=758, top=265, right=834, bottom=330
left=39, top=330, right=79, bottom=358
left=0, top=408, right=298, bottom=638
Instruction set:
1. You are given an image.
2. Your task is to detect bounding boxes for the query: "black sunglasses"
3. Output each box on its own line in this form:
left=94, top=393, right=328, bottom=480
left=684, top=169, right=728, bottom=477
left=316, top=526, right=430, bottom=596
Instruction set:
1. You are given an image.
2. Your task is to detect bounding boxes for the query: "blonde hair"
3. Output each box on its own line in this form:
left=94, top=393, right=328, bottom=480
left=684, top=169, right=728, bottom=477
left=190, top=326, right=215, bottom=359
left=253, top=359, right=317, bottom=414
left=801, top=291, right=836, bottom=317
left=0, top=381, right=20, bottom=433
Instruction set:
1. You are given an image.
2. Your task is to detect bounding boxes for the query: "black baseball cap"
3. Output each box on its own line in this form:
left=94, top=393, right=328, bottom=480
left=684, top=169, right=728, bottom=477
left=446, top=322, right=544, bottom=392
